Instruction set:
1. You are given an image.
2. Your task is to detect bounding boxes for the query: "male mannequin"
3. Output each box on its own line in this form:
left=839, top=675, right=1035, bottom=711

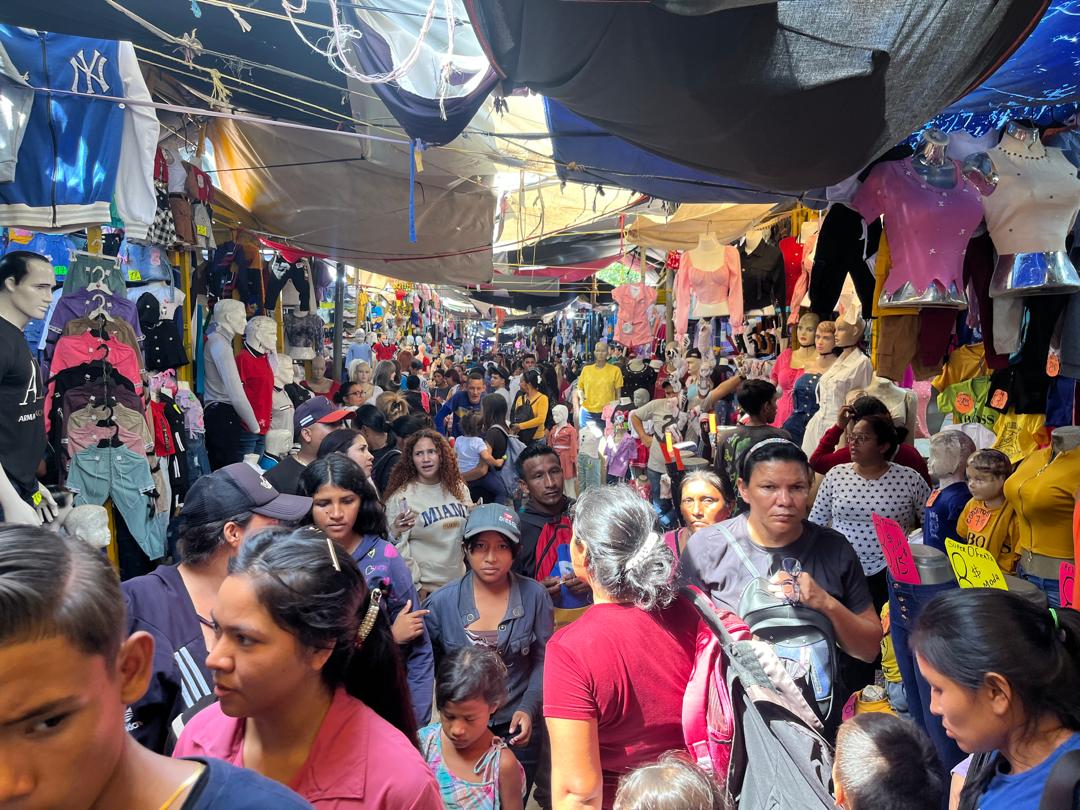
left=203, top=299, right=260, bottom=470
left=346, top=329, right=372, bottom=367
left=576, top=340, right=624, bottom=429
left=373, top=331, right=397, bottom=363
left=235, top=316, right=278, bottom=461
left=271, top=359, right=297, bottom=433
left=924, top=430, right=976, bottom=552
left=0, top=251, right=58, bottom=524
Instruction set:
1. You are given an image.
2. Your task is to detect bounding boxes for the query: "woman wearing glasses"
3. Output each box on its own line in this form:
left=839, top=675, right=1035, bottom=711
left=809, top=414, right=931, bottom=613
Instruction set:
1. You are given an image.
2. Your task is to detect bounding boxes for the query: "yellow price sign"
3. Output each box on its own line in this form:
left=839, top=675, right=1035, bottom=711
left=128, top=269, right=142, bottom=282
left=944, top=539, right=1008, bottom=590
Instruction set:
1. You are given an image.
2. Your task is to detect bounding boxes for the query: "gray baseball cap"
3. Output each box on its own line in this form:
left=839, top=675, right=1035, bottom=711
left=463, top=503, right=521, bottom=544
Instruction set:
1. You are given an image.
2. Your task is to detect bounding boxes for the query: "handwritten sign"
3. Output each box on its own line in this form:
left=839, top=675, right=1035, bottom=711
left=873, top=514, right=921, bottom=585
left=945, top=539, right=1007, bottom=590
left=1061, top=562, right=1075, bottom=609
left=709, top=413, right=717, bottom=435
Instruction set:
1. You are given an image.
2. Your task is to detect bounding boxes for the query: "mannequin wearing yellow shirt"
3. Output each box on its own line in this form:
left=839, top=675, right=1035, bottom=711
left=1004, top=426, right=1080, bottom=607
left=956, top=449, right=1019, bottom=573
left=575, top=341, right=624, bottom=430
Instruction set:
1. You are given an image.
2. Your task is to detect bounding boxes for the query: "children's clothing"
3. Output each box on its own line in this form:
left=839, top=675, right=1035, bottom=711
left=956, top=498, right=1021, bottom=573
left=454, top=436, right=486, bottom=475
left=418, top=723, right=524, bottom=809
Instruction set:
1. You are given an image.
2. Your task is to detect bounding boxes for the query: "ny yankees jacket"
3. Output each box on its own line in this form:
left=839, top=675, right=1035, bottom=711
left=0, top=27, right=158, bottom=236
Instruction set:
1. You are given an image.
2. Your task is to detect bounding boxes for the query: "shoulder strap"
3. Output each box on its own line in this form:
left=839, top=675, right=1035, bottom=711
left=1040, top=749, right=1080, bottom=809
left=717, top=523, right=760, bottom=579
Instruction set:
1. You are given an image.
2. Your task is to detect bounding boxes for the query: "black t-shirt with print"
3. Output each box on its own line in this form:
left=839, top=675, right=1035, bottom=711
left=0, top=317, right=45, bottom=497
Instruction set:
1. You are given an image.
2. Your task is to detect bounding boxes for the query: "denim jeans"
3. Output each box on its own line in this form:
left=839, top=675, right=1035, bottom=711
left=646, top=467, right=677, bottom=530
left=185, top=432, right=211, bottom=488
left=1017, top=565, right=1061, bottom=608
left=885, top=679, right=909, bottom=720
left=577, top=453, right=602, bottom=494
left=578, top=409, right=606, bottom=431
left=888, top=574, right=964, bottom=776
left=237, top=430, right=266, bottom=462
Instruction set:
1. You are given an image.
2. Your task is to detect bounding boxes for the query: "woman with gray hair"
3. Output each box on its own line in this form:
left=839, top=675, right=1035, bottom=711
left=544, top=484, right=703, bottom=810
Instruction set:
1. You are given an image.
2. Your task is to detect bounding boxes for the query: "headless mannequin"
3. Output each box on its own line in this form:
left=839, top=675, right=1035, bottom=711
left=204, top=299, right=260, bottom=469
left=911, top=128, right=957, bottom=190
left=744, top=229, right=765, bottom=254
left=686, top=234, right=733, bottom=318
left=1052, top=426, right=1080, bottom=459
left=860, top=376, right=918, bottom=443
left=0, top=255, right=58, bottom=525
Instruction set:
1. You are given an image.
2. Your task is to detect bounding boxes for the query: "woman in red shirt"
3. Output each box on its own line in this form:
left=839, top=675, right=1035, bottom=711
left=544, top=485, right=701, bottom=810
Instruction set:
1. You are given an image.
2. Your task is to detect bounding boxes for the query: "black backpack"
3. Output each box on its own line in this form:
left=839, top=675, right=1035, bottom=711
left=960, top=748, right=1080, bottom=809
left=683, top=587, right=835, bottom=809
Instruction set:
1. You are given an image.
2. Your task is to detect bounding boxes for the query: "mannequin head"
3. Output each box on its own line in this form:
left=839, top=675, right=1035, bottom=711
left=245, top=316, right=277, bottom=354
left=928, top=430, right=977, bottom=485
left=350, top=361, right=372, bottom=385
left=275, top=361, right=295, bottom=388
left=265, top=429, right=294, bottom=460
left=552, top=404, right=569, bottom=426
left=62, top=505, right=111, bottom=550
left=796, top=312, right=821, bottom=349
left=1052, top=426, right=1080, bottom=455
left=310, top=354, right=328, bottom=381
left=593, top=341, right=610, bottom=367
left=834, top=317, right=865, bottom=349
left=633, top=388, right=651, bottom=409
left=0, top=251, right=55, bottom=328
left=685, top=349, right=702, bottom=379
left=212, top=299, right=247, bottom=337
left=966, top=449, right=1012, bottom=504
left=815, top=321, right=837, bottom=354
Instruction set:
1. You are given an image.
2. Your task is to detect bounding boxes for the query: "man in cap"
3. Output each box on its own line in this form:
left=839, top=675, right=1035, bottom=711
left=122, top=464, right=312, bottom=753
left=265, top=396, right=350, bottom=495
left=422, top=503, right=554, bottom=803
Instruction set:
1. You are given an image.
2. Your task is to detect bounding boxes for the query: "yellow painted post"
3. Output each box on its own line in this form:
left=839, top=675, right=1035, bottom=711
left=86, top=226, right=102, bottom=255
left=176, top=251, right=194, bottom=385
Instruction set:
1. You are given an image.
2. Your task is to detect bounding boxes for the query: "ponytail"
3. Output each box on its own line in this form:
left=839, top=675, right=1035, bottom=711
left=231, top=528, right=420, bottom=748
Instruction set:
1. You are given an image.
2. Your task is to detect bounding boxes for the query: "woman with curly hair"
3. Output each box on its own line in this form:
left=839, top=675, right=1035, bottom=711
left=385, top=429, right=474, bottom=599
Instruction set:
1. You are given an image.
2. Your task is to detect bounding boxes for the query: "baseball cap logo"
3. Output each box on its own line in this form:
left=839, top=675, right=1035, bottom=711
left=257, top=476, right=273, bottom=490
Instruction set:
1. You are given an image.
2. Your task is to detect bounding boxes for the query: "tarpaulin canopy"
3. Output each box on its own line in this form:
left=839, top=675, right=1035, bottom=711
left=628, top=203, right=786, bottom=250
left=545, top=99, right=825, bottom=205
left=208, top=118, right=496, bottom=284
left=465, top=0, right=1049, bottom=189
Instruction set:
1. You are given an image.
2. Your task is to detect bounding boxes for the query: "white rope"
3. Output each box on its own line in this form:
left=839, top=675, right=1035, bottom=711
left=281, top=0, right=458, bottom=119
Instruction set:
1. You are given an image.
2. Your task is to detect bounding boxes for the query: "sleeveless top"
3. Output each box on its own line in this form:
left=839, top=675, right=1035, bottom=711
left=782, top=372, right=821, bottom=446
left=419, top=723, right=524, bottom=809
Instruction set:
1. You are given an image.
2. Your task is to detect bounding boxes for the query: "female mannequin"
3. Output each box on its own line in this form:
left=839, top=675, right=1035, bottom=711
left=1004, top=425, right=1080, bottom=607
left=675, top=234, right=743, bottom=341
left=860, top=376, right=917, bottom=442
left=235, top=316, right=278, bottom=461
left=801, top=317, right=873, bottom=456
left=621, top=352, right=657, bottom=399
left=204, top=300, right=261, bottom=470
left=771, top=311, right=820, bottom=427
left=783, top=320, right=835, bottom=445
left=301, top=354, right=341, bottom=401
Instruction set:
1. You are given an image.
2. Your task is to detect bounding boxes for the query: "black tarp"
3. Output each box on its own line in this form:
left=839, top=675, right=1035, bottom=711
left=466, top=0, right=1048, bottom=189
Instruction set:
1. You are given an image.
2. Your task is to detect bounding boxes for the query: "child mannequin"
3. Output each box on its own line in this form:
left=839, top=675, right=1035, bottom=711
left=600, top=413, right=637, bottom=484
left=956, top=449, right=1020, bottom=572
left=577, top=420, right=604, bottom=494
left=548, top=404, right=579, bottom=498
left=924, top=430, right=977, bottom=553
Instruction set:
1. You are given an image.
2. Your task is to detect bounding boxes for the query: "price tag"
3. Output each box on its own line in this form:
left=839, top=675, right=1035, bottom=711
left=945, top=538, right=1007, bottom=590
left=873, top=513, right=921, bottom=585
left=128, top=269, right=142, bottom=282
left=31, top=491, right=42, bottom=506
left=954, top=392, right=975, bottom=415
left=1047, top=349, right=1061, bottom=378
left=965, top=506, right=992, bottom=533
left=1061, top=562, right=1075, bottom=609
left=990, top=389, right=1008, bottom=409
left=196, top=224, right=209, bottom=237
left=54, top=264, right=68, bottom=278
left=926, top=489, right=941, bottom=507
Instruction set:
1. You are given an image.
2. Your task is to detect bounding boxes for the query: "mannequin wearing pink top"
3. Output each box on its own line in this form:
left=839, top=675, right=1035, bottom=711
left=674, top=236, right=743, bottom=340
left=771, top=312, right=820, bottom=428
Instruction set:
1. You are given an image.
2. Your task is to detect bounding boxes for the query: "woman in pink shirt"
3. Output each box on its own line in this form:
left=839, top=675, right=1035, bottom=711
left=174, top=527, right=441, bottom=809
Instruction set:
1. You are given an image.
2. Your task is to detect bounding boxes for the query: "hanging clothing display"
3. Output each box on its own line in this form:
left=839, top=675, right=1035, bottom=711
left=610, top=282, right=656, bottom=348
left=674, top=246, right=743, bottom=339
left=738, top=240, right=786, bottom=314
left=801, top=349, right=874, bottom=456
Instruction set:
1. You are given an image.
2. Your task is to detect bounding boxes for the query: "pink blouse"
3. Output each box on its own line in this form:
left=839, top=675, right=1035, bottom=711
left=770, top=348, right=804, bottom=428
left=612, top=282, right=657, bottom=348
left=675, top=246, right=744, bottom=339
left=852, top=157, right=983, bottom=296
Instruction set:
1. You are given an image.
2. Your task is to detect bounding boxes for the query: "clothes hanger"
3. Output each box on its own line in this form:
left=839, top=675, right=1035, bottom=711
left=87, top=291, right=114, bottom=322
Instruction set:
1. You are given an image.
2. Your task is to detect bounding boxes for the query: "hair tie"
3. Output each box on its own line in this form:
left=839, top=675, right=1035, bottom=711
left=626, top=531, right=661, bottom=569
left=1050, top=607, right=1066, bottom=642
left=355, top=588, right=383, bottom=648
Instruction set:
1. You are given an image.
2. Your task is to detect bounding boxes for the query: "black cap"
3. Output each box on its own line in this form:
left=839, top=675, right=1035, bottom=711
left=180, top=463, right=312, bottom=525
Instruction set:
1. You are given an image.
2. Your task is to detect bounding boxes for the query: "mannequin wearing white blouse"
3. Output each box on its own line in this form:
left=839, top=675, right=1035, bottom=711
left=801, top=318, right=873, bottom=456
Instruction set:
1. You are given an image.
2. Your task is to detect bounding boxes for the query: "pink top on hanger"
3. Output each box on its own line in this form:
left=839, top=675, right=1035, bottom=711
left=612, top=282, right=657, bottom=348
left=674, top=246, right=743, bottom=339
left=852, top=157, right=983, bottom=296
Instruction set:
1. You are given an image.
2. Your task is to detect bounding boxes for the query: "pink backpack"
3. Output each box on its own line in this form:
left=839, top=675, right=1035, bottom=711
left=682, top=586, right=752, bottom=777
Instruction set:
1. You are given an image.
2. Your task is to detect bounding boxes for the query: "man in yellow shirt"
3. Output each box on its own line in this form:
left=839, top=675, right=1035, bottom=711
left=576, top=341, right=624, bottom=429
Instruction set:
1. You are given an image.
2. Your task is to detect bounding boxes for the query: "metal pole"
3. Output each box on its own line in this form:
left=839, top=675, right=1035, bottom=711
left=333, top=261, right=345, bottom=378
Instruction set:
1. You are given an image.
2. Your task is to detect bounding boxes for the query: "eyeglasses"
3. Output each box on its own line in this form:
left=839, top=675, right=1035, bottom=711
left=847, top=433, right=876, bottom=445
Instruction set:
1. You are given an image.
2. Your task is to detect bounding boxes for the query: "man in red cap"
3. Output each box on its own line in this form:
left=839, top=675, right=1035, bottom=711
left=265, top=396, right=350, bottom=495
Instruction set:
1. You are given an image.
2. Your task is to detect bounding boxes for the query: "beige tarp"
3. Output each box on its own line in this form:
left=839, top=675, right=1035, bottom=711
left=627, top=203, right=790, bottom=250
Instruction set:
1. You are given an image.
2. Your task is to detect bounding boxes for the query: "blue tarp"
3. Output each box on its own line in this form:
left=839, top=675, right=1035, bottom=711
left=545, top=99, right=825, bottom=205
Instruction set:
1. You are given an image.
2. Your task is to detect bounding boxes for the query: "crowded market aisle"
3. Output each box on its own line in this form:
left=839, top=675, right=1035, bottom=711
left=2, top=14, right=1080, bottom=810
